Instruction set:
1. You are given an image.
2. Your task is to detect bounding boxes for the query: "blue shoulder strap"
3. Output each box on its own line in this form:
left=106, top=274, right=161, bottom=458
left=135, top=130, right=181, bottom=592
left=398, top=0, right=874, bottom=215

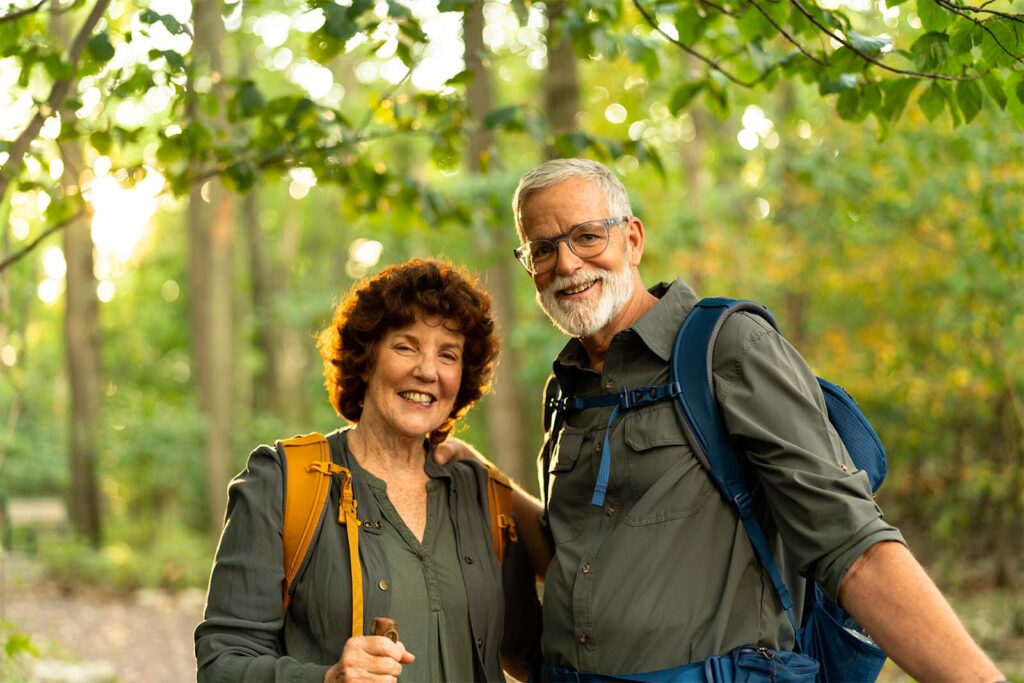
left=671, top=297, right=798, bottom=632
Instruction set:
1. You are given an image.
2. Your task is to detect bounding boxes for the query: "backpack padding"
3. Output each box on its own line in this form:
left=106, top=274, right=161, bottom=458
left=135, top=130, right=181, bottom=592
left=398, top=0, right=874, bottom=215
left=278, top=433, right=362, bottom=637
left=485, top=465, right=518, bottom=564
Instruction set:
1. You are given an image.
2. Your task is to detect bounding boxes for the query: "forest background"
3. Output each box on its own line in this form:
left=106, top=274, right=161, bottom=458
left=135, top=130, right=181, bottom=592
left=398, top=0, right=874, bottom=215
left=0, top=0, right=1022, bottom=677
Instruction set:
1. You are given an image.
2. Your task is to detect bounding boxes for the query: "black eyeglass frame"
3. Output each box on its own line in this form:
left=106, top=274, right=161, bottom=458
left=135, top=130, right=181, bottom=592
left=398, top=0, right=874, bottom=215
left=512, top=216, right=630, bottom=275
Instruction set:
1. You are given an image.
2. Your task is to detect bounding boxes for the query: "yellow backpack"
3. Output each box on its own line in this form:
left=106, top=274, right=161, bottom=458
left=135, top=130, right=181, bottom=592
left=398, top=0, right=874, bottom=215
left=278, top=432, right=518, bottom=637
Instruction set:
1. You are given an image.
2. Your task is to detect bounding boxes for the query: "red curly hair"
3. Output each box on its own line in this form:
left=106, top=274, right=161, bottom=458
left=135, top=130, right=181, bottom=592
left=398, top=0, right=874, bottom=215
left=317, top=258, right=498, bottom=444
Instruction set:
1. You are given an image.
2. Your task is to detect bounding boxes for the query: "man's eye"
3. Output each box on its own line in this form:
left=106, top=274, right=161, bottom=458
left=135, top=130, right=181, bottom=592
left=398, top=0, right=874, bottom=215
left=531, top=242, right=556, bottom=258
left=573, top=231, right=602, bottom=244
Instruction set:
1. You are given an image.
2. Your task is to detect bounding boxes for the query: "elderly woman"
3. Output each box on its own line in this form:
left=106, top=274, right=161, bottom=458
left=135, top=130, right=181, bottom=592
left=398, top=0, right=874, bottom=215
left=195, top=259, right=539, bottom=682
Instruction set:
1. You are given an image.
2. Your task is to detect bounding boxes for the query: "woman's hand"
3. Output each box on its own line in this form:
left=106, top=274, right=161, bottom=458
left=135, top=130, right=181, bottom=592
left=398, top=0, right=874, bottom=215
left=323, top=636, right=415, bottom=683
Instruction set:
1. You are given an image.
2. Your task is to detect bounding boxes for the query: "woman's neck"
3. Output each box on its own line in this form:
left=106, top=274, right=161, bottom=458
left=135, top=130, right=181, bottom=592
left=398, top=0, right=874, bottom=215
left=347, top=422, right=427, bottom=480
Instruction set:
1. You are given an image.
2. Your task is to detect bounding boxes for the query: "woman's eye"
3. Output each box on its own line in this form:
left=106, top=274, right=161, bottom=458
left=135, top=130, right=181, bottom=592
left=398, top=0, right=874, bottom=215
left=440, top=352, right=460, bottom=363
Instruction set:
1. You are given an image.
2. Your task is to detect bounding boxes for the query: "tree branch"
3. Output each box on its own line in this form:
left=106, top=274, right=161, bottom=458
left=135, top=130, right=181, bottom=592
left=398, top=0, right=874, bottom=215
left=633, top=0, right=774, bottom=87
left=935, top=0, right=1024, bottom=64
left=942, top=1, right=1024, bottom=24
left=0, top=208, right=84, bottom=272
left=0, top=0, right=46, bottom=22
left=788, top=0, right=979, bottom=81
left=748, top=0, right=827, bottom=66
left=0, top=0, right=111, bottom=208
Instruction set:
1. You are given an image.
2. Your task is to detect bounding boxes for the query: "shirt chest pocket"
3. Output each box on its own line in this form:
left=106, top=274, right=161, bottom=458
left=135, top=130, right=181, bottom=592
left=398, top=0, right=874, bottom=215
left=545, top=428, right=591, bottom=544
left=623, top=402, right=715, bottom=526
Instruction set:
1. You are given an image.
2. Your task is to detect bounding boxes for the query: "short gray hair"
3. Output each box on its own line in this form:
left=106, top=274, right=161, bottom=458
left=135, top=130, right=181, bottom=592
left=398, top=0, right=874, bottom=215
left=512, top=158, right=633, bottom=240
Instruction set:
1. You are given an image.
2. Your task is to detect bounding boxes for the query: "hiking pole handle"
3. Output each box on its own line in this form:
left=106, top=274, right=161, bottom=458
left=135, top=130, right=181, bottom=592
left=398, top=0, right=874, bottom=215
left=372, top=616, right=399, bottom=642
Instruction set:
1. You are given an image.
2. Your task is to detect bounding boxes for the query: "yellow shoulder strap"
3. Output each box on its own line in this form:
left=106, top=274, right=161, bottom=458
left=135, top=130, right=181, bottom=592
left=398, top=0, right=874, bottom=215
left=279, top=432, right=363, bottom=637
left=484, top=463, right=518, bottom=564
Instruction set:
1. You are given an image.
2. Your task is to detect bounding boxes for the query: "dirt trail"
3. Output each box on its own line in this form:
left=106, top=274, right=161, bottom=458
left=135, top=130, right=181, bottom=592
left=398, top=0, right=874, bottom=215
left=1, top=553, right=204, bottom=682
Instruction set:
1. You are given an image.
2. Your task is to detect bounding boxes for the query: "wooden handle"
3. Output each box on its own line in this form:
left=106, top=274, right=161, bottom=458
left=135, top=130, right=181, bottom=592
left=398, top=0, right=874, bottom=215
left=371, top=616, right=399, bottom=642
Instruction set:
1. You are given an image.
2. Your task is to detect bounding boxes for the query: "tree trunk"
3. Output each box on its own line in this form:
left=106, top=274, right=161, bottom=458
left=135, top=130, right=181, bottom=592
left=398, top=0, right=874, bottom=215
left=464, top=1, right=530, bottom=488
left=54, top=1, right=102, bottom=547
left=544, top=0, right=579, bottom=155
left=189, top=0, right=235, bottom=536
left=242, top=191, right=282, bottom=414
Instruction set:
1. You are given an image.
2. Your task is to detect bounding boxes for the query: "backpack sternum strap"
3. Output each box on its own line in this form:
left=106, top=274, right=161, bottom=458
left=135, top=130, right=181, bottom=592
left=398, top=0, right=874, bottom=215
left=560, top=383, right=682, bottom=508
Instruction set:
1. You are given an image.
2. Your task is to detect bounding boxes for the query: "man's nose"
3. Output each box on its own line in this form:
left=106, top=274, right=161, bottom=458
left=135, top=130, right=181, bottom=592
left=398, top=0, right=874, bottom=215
left=554, top=240, right=584, bottom=276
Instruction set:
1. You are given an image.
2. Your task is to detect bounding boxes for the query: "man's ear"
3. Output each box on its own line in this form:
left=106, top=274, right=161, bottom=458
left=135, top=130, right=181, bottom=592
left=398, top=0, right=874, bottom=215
left=627, top=217, right=645, bottom=266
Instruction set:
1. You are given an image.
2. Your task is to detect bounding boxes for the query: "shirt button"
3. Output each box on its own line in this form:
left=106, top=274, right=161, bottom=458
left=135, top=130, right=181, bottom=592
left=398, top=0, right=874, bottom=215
left=604, top=505, right=616, bottom=517
left=362, top=520, right=373, bottom=528
left=378, top=579, right=389, bottom=591
left=476, top=638, right=484, bottom=649
left=464, top=555, right=474, bottom=564
left=374, top=520, right=382, bottom=528
left=578, top=633, right=590, bottom=645
left=603, top=379, right=614, bottom=390
left=582, top=563, right=591, bottom=574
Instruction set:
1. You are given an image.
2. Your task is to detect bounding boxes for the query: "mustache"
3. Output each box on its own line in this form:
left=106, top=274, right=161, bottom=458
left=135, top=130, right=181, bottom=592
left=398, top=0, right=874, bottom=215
left=543, top=270, right=601, bottom=294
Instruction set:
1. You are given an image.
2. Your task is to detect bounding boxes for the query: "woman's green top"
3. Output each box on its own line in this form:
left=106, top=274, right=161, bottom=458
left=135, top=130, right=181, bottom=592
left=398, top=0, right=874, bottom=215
left=364, top=471, right=475, bottom=682
left=195, top=428, right=536, bottom=682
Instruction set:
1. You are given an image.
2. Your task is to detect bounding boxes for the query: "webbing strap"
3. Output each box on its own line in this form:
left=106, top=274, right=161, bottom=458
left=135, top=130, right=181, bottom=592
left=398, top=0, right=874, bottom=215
left=561, top=383, right=682, bottom=508
left=336, top=469, right=363, bottom=638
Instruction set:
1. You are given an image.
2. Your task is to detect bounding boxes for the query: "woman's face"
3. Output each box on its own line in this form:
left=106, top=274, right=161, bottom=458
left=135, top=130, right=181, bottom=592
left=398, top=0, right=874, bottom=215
left=360, top=316, right=465, bottom=441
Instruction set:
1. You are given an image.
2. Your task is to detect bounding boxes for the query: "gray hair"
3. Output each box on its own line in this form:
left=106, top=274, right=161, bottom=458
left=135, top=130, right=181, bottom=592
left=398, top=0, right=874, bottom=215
left=512, top=158, right=633, bottom=240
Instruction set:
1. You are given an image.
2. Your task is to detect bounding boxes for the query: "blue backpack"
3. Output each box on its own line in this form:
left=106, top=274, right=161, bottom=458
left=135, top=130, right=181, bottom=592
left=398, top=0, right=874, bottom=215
left=542, top=297, right=888, bottom=683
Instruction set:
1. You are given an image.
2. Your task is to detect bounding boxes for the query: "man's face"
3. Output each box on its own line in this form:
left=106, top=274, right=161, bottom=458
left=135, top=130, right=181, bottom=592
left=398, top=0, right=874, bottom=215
left=519, top=178, right=636, bottom=339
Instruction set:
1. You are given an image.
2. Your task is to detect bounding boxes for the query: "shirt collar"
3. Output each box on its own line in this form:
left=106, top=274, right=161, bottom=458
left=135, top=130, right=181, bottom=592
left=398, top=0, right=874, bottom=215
left=553, top=278, right=700, bottom=369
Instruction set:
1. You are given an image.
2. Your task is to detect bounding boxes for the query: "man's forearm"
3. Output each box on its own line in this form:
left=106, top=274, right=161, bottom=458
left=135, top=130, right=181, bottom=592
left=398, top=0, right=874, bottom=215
left=838, top=540, right=1003, bottom=683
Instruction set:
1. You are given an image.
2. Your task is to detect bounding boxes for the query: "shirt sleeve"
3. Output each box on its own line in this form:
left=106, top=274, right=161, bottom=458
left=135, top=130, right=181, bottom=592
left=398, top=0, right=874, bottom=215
left=194, top=445, right=332, bottom=683
left=711, top=312, right=905, bottom=601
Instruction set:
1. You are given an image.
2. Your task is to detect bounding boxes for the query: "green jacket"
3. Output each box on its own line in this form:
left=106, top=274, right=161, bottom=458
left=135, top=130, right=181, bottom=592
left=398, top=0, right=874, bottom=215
left=540, top=280, right=904, bottom=674
left=195, top=428, right=539, bottom=682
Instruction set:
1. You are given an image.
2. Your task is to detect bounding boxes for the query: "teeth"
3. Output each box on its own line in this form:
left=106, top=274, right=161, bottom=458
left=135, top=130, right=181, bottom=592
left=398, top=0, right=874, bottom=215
left=399, top=391, right=434, bottom=404
left=562, top=282, right=593, bottom=295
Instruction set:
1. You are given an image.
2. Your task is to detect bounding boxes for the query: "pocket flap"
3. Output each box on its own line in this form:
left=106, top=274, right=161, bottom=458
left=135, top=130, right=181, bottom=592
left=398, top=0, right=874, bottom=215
left=624, top=403, right=688, bottom=451
left=548, top=431, right=583, bottom=473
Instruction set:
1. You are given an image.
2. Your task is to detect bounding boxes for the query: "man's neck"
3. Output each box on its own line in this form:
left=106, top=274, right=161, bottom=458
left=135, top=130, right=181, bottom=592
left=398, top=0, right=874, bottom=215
left=580, top=283, right=658, bottom=374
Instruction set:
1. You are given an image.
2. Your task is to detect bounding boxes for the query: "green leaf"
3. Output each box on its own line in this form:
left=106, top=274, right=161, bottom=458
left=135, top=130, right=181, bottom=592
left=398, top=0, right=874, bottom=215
left=236, top=80, right=265, bottom=118
left=862, top=81, right=883, bottom=119
left=738, top=5, right=774, bottom=43
left=1007, top=75, right=1024, bottom=129
left=837, top=87, right=861, bottom=121
left=818, top=73, right=859, bottom=95
left=322, top=4, right=359, bottom=43
left=918, top=82, right=947, bottom=121
left=444, top=70, right=474, bottom=87
left=87, top=31, right=115, bottom=63
left=948, top=18, right=976, bottom=54
left=223, top=162, right=256, bottom=192
left=89, top=130, right=113, bottom=155
left=915, top=0, right=950, bottom=32
left=139, top=9, right=190, bottom=36
left=847, top=31, right=892, bottom=58
left=955, top=79, right=982, bottom=123
left=387, top=0, right=411, bottom=17
left=483, top=105, right=524, bottom=131
left=910, top=31, right=950, bottom=72
left=882, top=78, right=918, bottom=121
left=980, top=72, right=1007, bottom=110
left=669, top=81, right=704, bottom=116
left=979, top=19, right=1020, bottom=69
left=674, top=5, right=706, bottom=45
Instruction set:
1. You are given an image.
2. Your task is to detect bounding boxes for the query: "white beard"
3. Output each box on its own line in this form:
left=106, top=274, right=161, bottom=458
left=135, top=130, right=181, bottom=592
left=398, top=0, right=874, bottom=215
left=536, top=254, right=635, bottom=339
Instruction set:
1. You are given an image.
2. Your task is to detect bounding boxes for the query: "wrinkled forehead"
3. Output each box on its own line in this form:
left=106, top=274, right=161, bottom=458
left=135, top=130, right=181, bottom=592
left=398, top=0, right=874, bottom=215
left=516, top=178, right=610, bottom=240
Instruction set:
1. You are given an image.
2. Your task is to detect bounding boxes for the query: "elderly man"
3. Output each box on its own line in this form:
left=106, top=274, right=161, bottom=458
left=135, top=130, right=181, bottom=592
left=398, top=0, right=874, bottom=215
left=449, top=158, right=1003, bottom=683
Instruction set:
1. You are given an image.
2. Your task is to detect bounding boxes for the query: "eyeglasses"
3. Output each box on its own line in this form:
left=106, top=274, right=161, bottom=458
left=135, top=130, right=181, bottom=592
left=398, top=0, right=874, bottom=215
left=513, top=216, right=629, bottom=275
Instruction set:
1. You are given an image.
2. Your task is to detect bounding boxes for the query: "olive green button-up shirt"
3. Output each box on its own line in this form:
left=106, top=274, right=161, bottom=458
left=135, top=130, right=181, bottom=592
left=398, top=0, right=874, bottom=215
left=540, top=279, right=904, bottom=675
